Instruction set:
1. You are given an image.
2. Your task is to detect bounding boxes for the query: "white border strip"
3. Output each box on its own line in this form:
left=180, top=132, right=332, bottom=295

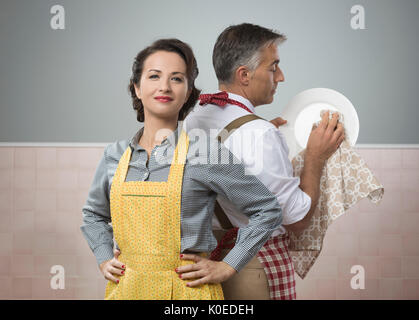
left=0, top=143, right=418, bottom=149
left=0, top=143, right=110, bottom=148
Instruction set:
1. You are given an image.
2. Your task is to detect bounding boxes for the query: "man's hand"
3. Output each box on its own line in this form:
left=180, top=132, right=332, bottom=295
left=99, top=249, right=125, bottom=284
left=306, top=111, right=345, bottom=162
left=270, top=116, right=287, bottom=128
left=176, top=254, right=236, bottom=287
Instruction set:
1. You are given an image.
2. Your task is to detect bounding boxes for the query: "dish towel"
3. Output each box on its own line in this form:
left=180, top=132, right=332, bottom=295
left=288, top=117, right=384, bottom=279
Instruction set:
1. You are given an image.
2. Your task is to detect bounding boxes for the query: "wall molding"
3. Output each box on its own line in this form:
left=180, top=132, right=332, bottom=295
left=0, top=143, right=110, bottom=148
left=0, top=143, right=419, bottom=149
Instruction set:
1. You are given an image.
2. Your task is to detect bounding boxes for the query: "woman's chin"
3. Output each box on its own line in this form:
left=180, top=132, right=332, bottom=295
left=147, top=108, right=181, bottom=121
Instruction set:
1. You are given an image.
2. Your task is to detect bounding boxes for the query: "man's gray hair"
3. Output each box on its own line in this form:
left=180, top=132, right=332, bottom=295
left=213, top=23, right=287, bottom=84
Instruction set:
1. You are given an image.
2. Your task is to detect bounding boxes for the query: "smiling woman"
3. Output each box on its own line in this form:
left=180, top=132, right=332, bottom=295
left=80, top=38, right=284, bottom=300
left=134, top=51, right=190, bottom=125
left=128, top=39, right=200, bottom=123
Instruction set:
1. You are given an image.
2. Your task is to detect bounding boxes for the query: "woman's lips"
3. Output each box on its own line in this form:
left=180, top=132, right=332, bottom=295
left=154, top=96, right=173, bottom=103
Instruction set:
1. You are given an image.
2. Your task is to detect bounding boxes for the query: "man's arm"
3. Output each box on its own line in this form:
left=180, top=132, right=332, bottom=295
left=284, top=154, right=325, bottom=235
left=284, top=111, right=345, bottom=235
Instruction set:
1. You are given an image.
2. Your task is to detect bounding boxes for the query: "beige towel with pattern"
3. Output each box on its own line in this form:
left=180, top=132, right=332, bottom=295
left=288, top=138, right=384, bottom=279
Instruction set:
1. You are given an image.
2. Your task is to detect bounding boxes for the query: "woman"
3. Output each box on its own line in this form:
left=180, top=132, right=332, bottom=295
left=81, top=38, right=283, bottom=300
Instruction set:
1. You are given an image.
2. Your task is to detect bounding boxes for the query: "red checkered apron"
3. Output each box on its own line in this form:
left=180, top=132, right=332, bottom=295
left=256, top=233, right=296, bottom=300
left=211, top=229, right=296, bottom=300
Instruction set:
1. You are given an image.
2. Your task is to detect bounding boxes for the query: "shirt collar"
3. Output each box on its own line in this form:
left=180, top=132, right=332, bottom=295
left=223, top=91, right=256, bottom=113
left=129, top=125, right=180, bottom=151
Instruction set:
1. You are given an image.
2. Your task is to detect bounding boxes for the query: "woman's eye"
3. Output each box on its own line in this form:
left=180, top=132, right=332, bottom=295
left=172, top=77, right=183, bottom=82
left=149, top=74, right=159, bottom=79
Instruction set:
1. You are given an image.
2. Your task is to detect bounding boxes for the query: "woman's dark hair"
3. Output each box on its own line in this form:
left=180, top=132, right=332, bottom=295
left=128, top=38, right=200, bottom=122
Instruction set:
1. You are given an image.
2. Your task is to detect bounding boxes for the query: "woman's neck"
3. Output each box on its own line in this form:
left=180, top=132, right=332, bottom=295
left=139, top=115, right=178, bottom=152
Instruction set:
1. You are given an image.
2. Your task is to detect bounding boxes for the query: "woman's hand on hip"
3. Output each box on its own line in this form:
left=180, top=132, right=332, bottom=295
left=99, top=249, right=125, bottom=283
left=176, top=254, right=236, bottom=287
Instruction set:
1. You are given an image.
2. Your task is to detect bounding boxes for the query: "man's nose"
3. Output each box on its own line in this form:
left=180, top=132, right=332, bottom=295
left=275, top=68, right=285, bottom=83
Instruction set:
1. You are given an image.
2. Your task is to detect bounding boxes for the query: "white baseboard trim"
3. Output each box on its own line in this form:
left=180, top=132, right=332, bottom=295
left=0, top=143, right=418, bottom=149
left=0, top=142, right=109, bottom=148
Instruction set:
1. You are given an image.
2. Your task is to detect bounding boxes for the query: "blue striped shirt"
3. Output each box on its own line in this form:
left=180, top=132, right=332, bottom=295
left=80, top=124, right=282, bottom=272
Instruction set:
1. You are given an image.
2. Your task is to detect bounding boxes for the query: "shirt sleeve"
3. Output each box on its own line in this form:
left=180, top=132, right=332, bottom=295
left=240, top=127, right=312, bottom=226
left=80, top=145, right=115, bottom=266
left=202, top=140, right=283, bottom=272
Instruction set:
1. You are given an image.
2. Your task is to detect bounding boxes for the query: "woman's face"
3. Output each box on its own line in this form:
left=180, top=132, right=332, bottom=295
left=135, top=50, right=190, bottom=121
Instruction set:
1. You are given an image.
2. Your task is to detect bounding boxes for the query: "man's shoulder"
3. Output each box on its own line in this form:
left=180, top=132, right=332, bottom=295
left=227, top=116, right=277, bottom=140
left=226, top=120, right=289, bottom=160
left=186, top=105, right=275, bottom=129
left=186, top=104, right=220, bottom=119
left=238, top=116, right=276, bottom=129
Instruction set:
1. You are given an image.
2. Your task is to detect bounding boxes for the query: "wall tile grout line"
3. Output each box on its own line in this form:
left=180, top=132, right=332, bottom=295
left=1, top=143, right=419, bottom=149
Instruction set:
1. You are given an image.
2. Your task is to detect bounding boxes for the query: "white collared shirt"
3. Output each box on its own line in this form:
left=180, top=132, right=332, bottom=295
left=184, top=92, right=311, bottom=236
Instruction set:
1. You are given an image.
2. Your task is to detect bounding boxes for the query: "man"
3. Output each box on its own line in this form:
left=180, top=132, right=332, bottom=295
left=184, top=23, right=345, bottom=299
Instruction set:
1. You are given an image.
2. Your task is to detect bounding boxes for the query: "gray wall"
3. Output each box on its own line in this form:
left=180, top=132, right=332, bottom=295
left=1, top=0, right=418, bottom=143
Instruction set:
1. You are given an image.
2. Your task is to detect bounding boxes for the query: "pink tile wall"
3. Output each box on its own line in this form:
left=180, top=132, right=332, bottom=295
left=0, top=146, right=418, bottom=299
left=0, top=147, right=107, bottom=299
left=295, top=148, right=419, bottom=300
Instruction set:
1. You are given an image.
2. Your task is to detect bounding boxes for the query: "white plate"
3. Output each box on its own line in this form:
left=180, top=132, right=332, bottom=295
left=279, top=88, right=359, bottom=160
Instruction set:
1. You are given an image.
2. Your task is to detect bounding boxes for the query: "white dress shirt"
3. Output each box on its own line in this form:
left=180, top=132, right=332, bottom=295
left=184, top=92, right=311, bottom=236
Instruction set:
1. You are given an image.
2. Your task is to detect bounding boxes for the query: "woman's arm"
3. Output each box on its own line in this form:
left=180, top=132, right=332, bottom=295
left=80, top=146, right=115, bottom=265
left=176, top=140, right=282, bottom=286
left=80, top=145, right=125, bottom=283
left=204, top=143, right=283, bottom=272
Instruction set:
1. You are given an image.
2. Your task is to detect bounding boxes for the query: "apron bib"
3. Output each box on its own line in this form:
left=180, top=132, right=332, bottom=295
left=104, top=130, right=224, bottom=300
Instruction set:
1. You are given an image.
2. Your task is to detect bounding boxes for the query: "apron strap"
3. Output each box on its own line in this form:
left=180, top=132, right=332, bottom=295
left=214, top=114, right=266, bottom=230
left=166, top=129, right=189, bottom=254
left=167, top=129, right=189, bottom=184
left=217, top=114, right=263, bottom=143
left=115, top=146, right=133, bottom=185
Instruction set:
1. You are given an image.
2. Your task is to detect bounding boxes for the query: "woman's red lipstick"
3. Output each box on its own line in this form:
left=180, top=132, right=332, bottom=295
left=155, top=96, right=173, bottom=102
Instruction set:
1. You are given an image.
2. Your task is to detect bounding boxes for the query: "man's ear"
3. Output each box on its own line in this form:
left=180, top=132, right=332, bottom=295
left=235, top=66, right=252, bottom=86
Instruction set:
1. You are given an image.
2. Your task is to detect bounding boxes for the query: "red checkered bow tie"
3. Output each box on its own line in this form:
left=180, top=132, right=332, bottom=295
left=198, top=91, right=253, bottom=114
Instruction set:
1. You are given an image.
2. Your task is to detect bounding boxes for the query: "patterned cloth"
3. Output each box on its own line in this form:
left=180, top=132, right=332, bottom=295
left=288, top=138, right=384, bottom=279
left=256, top=234, right=296, bottom=300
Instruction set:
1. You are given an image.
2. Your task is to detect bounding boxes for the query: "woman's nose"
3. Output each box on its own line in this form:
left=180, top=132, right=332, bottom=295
left=159, top=78, right=171, bottom=92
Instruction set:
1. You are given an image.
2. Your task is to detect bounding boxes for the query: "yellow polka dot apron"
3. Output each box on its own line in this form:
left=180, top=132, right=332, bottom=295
left=105, top=130, right=224, bottom=300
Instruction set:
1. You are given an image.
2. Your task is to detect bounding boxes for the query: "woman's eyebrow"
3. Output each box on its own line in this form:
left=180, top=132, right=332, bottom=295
left=148, top=69, right=185, bottom=75
left=271, top=59, right=280, bottom=66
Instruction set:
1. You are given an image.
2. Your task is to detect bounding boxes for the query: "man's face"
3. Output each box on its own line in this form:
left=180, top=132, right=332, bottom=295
left=247, top=44, right=284, bottom=107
